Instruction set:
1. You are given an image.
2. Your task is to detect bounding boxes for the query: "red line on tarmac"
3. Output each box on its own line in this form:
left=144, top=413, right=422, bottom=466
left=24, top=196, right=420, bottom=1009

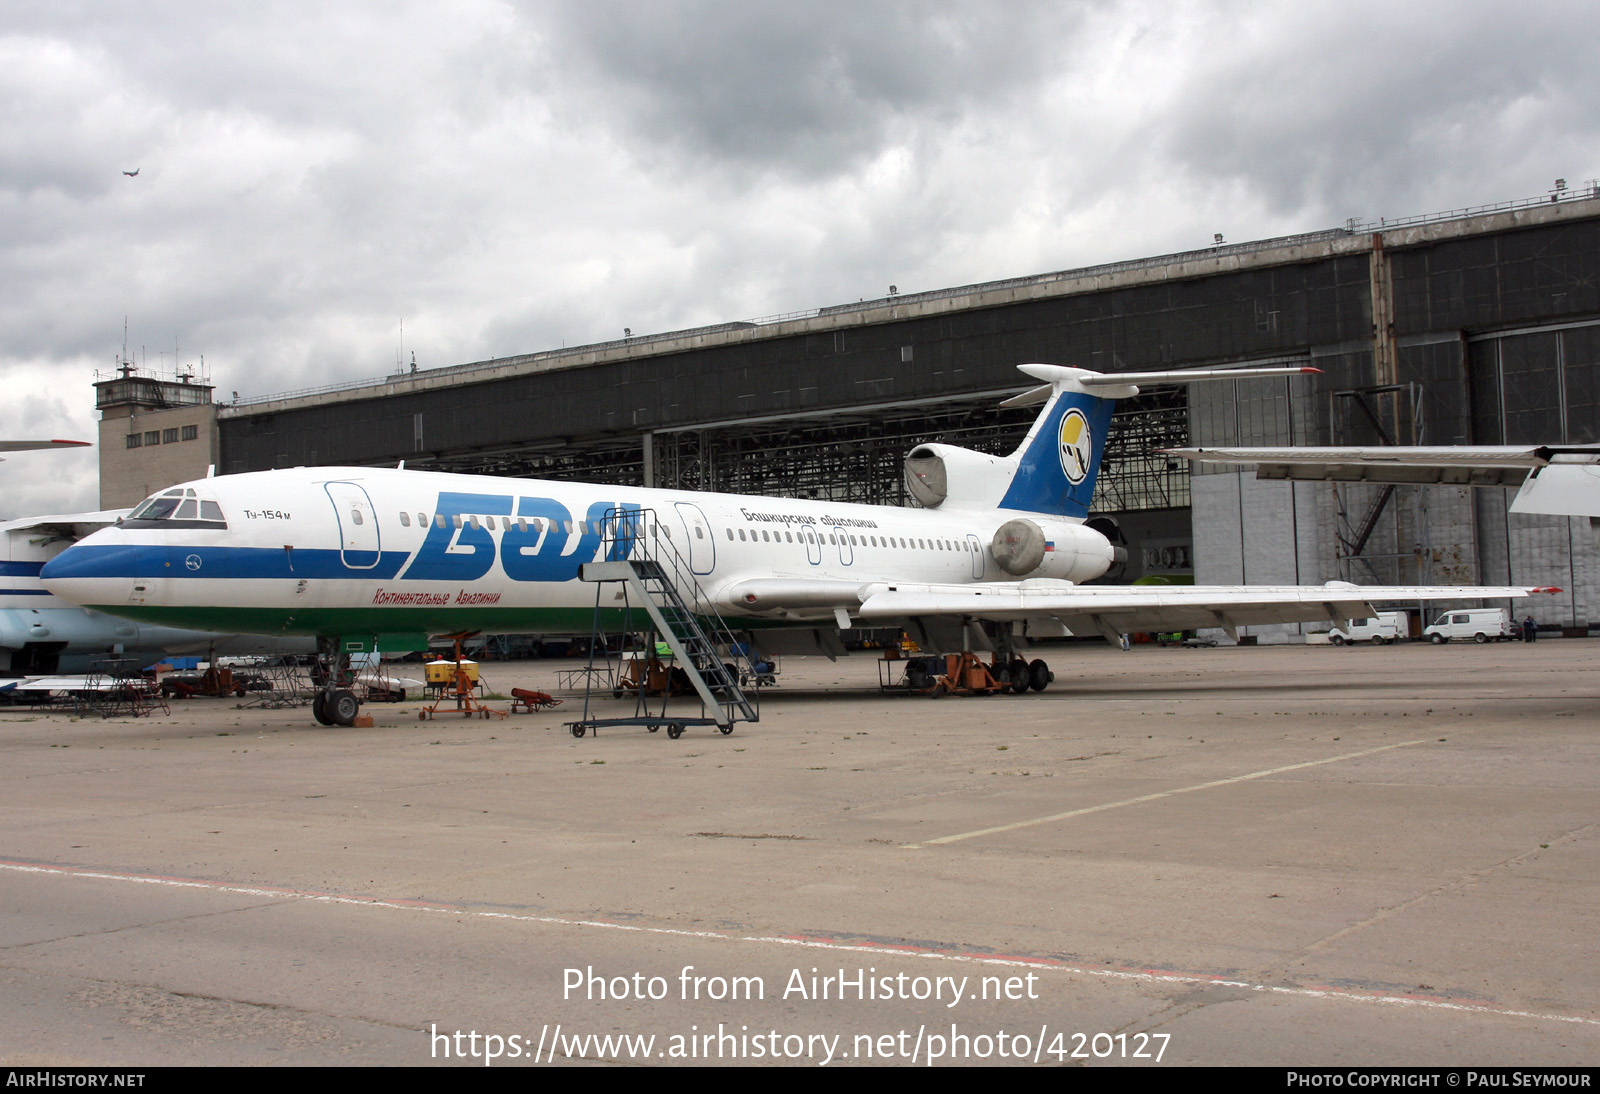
left=4, top=857, right=1596, bottom=1029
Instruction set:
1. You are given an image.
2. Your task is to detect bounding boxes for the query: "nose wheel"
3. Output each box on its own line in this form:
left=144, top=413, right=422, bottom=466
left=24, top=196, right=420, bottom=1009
left=312, top=688, right=360, bottom=726
left=310, top=639, right=362, bottom=726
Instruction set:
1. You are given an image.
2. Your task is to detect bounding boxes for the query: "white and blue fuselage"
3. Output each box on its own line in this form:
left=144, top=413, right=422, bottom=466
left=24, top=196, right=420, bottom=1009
left=39, top=466, right=1114, bottom=640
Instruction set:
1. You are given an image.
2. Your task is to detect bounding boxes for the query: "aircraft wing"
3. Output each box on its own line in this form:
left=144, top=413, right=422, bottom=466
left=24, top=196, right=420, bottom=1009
left=0, top=440, right=91, bottom=453
left=723, top=578, right=1554, bottom=644
left=1, top=510, right=130, bottom=542
left=1164, top=445, right=1561, bottom=486
left=855, top=581, right=1550, bottom=642
left=1169, top=445, right=1600, bottom=517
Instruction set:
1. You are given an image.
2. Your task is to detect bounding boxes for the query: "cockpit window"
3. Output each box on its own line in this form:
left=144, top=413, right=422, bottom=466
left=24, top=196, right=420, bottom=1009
left=123, top=487, right=228, bottom=529
left=128, top=493, right=183, bottom=521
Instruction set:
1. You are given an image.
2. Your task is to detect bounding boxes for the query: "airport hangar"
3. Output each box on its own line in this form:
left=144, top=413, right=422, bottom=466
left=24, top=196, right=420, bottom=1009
left=97, top=187, right=1600, bottom=640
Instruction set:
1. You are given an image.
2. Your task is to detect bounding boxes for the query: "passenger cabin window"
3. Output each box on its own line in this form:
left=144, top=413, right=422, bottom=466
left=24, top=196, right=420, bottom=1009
left=351, top=510, right=364, bottom=526
left=399, top=512, right=411, bottom=527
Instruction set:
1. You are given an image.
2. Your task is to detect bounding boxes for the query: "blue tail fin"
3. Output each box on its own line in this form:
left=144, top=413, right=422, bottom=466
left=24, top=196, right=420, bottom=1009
left=993, top=363, right=1319, bottom=518
left=997, top=385, right=1115, bottom=519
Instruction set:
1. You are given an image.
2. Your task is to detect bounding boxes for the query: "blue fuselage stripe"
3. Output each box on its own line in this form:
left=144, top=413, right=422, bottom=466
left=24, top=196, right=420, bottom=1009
left=40, top=544, right=411, bottom=582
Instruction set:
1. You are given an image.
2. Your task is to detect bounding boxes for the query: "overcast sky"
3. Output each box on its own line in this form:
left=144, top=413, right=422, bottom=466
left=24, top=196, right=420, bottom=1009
left=2, top=0, right=1596, bottom=514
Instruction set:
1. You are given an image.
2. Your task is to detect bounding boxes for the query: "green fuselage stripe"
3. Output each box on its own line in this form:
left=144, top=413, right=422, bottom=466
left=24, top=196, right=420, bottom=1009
left=83, top=603, right=772, bottom=638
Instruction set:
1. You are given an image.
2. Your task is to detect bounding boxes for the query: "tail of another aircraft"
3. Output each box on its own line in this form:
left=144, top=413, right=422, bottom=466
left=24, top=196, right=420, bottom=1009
left=906, top=364, right=1319, bottom=520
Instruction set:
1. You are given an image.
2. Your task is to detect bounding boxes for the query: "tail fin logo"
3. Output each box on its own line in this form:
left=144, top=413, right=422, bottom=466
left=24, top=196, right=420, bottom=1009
left=1059, top=408, right=1093, bottom=485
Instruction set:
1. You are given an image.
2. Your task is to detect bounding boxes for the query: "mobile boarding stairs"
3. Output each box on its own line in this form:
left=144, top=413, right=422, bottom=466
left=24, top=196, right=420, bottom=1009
left=566, top=507, right=759, bottom=739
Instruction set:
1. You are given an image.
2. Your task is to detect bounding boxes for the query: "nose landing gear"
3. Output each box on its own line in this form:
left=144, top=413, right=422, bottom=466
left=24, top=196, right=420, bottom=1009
left=312, top=687, right=361, bottom=726
left=311, top=638, right=362, bottom=726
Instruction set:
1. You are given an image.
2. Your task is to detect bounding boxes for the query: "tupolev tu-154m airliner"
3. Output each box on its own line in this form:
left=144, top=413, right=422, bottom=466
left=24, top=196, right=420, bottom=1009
left=41, top=364, right=1556, bottom=726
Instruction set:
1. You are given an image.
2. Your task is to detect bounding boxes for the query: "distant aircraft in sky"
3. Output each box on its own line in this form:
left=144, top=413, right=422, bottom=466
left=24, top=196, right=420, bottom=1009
left=122, top=168, right=139, bottom=177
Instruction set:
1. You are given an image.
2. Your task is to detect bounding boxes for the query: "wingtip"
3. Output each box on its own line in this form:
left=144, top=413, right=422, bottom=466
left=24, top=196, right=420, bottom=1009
left=1532, top=586, right=1563, bottom=594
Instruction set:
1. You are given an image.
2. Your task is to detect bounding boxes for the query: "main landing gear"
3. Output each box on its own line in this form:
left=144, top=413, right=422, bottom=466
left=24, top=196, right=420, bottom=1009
left=888, top=652, right=1055, bottom=697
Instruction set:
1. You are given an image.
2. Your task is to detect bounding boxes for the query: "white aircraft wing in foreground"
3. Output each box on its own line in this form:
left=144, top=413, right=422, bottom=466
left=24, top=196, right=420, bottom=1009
left=725, top=577, right=1553, bottom=646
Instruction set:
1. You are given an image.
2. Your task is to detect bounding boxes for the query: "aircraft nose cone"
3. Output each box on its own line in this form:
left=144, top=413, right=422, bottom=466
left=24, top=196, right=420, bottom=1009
left=40, top=540, right=142, bottom=601
left=40, top=545, right=93, bottom=583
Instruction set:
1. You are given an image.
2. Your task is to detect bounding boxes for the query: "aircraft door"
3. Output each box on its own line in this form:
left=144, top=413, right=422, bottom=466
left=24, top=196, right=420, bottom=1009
left=834, top=528, right=854, bottom=566
left=801, top=523, right=821, bottom=566
left=325, top=482, right=381, bottom=569
left=966, top=533, right=985, bottom=578
left=673, top=502, right=716, bottom=576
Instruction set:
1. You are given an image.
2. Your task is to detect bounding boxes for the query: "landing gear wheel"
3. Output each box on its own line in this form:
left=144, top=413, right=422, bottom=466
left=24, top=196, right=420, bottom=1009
left=329, top=689, right=360, bottom=726
left=312, top=692, right=334, bottom=725
left=1028, top=659, right=1052, bottom=692
left=1009, top=658, right=1030, bottom=694
left=666, top=723, right=684, bottom=739
left=571, top=724, right=587, bottom=738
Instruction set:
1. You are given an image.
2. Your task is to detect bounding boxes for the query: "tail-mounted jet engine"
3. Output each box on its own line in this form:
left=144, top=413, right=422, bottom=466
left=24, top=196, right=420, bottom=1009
left=905, top=444, right=1018, bottom=511
left=989, top=518, right=1113, bottom=581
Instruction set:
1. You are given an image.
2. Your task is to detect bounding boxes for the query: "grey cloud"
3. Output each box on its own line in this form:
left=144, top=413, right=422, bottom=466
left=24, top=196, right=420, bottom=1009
left=1153, top=4, right=1600, bottom=222
left=530, top=0, right=1094, bottom=177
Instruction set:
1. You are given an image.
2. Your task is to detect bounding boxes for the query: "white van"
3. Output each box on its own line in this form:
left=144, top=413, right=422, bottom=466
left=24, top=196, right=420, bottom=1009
left=1422, top=608, right=1513, bottom=644
left=1330, top=611, right=1405, bottom=645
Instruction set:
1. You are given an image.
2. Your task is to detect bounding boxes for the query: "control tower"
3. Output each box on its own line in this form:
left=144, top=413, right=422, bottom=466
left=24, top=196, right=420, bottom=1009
left=95, top=358, right=218, bottom=508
